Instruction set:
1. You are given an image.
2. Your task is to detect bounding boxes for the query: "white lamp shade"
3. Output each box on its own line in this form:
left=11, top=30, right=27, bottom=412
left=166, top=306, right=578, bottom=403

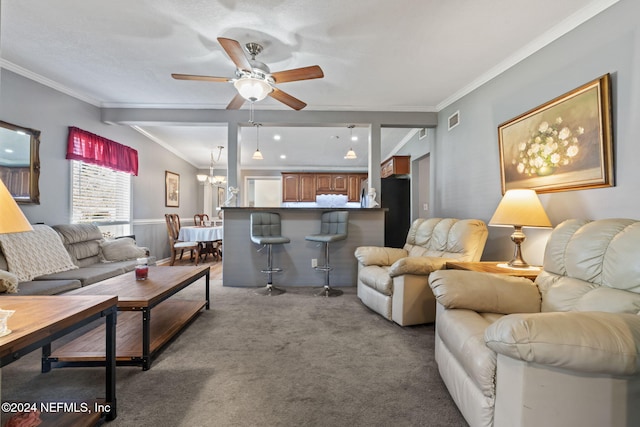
left=344, top=149, right=357, bottom=159
left=234, top=77, right=272, bottom=102
left=252, top=149, right=264, bottom=160
left=0, top=179, right=33, bottom=234
left=490, top=189, right=552, bottom=227
left=196, top=174, right=208, bottom=182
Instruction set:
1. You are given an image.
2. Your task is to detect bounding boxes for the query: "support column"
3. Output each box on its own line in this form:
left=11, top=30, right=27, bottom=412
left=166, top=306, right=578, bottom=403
left=226, top=122, right=241, bottom=206
left=368, top=122, right=382, bottom=199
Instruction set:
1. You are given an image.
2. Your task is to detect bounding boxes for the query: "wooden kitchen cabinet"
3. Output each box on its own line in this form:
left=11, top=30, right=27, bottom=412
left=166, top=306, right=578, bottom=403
left=381, top=155, right=410, bottom=178
left=316, top=173, right=347, bottom=193
left=282, top=173, right=316, bottom=202
left=347, top=173, right=368, bottom=202
left=282, top=173, right=300, bottom=202
left=282, top=172, right=366, bottom=202
left=299, top=174, right=317, bottom=201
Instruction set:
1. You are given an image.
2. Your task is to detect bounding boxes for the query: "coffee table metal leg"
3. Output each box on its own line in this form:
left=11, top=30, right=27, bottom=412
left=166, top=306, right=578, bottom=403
left=142, top=307, right=151, bottom=370
left=105, top=306, right=117, bottom=420
left=41, top=343, right=52, bottom=372
left=205, top=270, right=210, bottom=310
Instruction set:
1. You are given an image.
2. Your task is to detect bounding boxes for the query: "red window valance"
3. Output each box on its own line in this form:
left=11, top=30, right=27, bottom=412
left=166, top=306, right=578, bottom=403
left=66, top=127, right=138, bottom=176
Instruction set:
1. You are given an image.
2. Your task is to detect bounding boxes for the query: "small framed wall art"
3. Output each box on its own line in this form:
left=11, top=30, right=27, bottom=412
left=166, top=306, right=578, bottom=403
left=498, top=74, right=613, bottom=194
left=165, top=171, right=180, bottom=207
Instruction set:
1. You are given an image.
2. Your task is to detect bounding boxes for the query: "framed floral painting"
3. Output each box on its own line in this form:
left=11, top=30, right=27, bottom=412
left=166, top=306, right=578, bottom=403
left=498, top=74, right=613, bottom=194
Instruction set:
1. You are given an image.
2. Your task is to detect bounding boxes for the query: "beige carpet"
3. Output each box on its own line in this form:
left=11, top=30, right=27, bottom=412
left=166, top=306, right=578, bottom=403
left=1, top=263, right=466, bottom=426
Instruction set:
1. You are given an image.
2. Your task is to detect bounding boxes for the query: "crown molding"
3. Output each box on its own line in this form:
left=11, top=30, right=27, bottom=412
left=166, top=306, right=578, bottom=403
left=436, top=0, right=620, bottom=111
left=0, top=59, right=102, bottom=107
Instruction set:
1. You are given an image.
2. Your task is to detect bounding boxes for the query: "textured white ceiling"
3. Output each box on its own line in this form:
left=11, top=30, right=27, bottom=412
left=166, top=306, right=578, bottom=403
left=1, top=0, right=613, bottom=169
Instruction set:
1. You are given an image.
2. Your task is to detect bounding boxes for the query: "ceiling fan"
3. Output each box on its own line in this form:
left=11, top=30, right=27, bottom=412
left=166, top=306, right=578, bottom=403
left=172, top=37, right=324, bottom=111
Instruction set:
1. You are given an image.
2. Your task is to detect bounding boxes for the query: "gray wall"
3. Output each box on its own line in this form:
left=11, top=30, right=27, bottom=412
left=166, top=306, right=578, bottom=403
left=431, top=0, right=640, bottom=265
left=0, top=70, right=199, bottom=259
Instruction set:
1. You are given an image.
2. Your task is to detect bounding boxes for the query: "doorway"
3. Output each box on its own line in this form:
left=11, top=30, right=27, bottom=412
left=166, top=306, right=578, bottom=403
left=245, top=176, right=282, bottom=207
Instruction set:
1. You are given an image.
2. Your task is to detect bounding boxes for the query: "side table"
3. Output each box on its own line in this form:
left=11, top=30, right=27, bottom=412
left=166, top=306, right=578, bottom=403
left=0, top=295, right=117, bottom=424
left=445, top=261, right=541, bottom=281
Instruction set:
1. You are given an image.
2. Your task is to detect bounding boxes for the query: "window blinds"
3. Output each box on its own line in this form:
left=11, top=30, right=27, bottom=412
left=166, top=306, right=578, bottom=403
left=71, top=160, right=131, bottom=224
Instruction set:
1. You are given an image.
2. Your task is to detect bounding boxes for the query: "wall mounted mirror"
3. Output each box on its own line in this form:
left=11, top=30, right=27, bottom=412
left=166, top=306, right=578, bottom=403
left=0, top=120, right=41, bottom=204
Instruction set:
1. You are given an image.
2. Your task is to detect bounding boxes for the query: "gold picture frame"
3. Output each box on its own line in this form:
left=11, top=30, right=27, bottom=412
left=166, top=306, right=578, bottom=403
left=165, top=171, right=180, bottom=207
left=498, top=74, right=613, bottom=194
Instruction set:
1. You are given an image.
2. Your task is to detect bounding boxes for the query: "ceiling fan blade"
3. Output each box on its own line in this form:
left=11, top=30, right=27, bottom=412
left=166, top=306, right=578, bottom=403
left=171, top=73, right=230, bottom=83
left=226, top=93, right=246, bottom=110
left=269, top=87, right=307, bottom=110
left=271, top=65, right=324, bottom=83
left=217, top=37, right=252, bottom=72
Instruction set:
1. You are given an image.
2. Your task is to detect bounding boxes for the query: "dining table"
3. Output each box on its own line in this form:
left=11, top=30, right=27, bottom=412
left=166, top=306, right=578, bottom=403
left=178, top=225, right=223, bottom=243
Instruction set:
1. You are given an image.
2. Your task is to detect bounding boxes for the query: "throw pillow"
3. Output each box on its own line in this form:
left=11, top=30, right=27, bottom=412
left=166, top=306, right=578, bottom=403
left=100, top=237, right=148, bottom=262
left=0, top=269, right=19, bottom=293
left=0, top=225, right=78, bottom=282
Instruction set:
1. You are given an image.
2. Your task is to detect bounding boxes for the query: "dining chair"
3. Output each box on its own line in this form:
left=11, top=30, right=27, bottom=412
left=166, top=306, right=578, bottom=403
left=193, top=213, right=210, bottom=226
left=194, top=213, right=218, bottom=260
left=165, top=213, right=200, bottom=266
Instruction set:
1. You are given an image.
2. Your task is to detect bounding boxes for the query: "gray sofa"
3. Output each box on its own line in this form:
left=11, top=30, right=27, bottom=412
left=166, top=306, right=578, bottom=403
left=0, top=223, right=154, bottom=295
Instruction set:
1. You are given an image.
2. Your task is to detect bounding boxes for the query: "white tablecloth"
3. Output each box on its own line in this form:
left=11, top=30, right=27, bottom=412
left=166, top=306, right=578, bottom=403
left=178, top=226, right=223, bottom=242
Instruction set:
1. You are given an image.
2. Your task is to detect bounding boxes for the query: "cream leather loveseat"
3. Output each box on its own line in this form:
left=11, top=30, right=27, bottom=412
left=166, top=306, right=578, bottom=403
left=354, top=218, right=488, bottom=326
left=429, top=218, right=640, bottom=427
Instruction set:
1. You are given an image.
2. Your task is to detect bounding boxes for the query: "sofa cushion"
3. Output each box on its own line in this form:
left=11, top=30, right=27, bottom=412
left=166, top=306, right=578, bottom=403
left=16, top=279, right=82, bottom=296
left=574, top=287, right=640, bottom=313
left=430, top=270, right=541, bottom=314
left=52, top=224, right=103, bottom=266
left=100, top=237, right=147, bottom=262
left=0, top=269, right=19, bottom=293
left=437, top=307, right=501, bottom=398
left=485, top=311, right=640, bottom=376
left=354, top=246, right=407, bottom=266
left=35, top=265, right=125, bottom=287
left=0, top=225, right=78, bottom=282
left=359, top=265, right=393, bottom=295
left=404, top=218, right=488, bottom=262
left=93, top=259, right=138, bottom=272
left=388, top=256, right=448, bottom=277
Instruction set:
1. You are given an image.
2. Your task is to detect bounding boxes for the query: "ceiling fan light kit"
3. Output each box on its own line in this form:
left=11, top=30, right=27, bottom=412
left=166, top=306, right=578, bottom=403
left=172, top=37, right=324, bottom=110
left=233, top=76, right=272, bottom=102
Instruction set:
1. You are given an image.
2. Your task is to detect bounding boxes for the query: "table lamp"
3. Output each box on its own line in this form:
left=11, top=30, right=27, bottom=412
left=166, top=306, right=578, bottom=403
left=489, top=189, right=551, bottom=268
left=0, top=179, right=33, bottom=234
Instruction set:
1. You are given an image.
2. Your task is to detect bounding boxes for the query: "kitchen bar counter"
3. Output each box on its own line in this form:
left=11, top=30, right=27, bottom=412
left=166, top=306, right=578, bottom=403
left=222, top=207, right=386, bottom=288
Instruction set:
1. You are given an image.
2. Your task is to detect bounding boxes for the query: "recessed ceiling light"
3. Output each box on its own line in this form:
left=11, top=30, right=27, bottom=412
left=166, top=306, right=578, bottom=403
left=5, top=148, right=14, bottom=153
left=351, top=136, right=358, bottom=141
left=273, top=134, right=281, bottom=141
left=280, top=154, right=286, bottom=159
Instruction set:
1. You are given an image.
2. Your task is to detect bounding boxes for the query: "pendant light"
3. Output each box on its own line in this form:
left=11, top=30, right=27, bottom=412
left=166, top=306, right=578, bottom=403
left=344, top=125, right=357, bottom=159
left=197, top=146, right=226, bottom=185
left=252, top=122, right=264, bottom=160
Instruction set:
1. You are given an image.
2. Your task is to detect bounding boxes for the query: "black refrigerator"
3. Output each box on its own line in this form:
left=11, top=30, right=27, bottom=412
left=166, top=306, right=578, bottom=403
left=381, top=177, right=411, bottom=248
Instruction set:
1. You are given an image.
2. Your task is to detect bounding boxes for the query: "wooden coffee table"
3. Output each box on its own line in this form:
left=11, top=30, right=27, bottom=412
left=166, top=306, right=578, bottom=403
left=47, top=265, right=209, bottom=370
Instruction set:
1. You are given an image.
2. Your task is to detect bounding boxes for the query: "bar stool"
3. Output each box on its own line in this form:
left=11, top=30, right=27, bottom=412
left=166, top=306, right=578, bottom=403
left=305, top=211, right=349, bottom=297
left=250, top=212, right=290, bottom=296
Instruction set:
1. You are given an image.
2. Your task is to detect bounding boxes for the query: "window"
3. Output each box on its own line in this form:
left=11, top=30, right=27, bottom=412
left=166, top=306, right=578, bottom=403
left=71, top=160, right=131, bottom=236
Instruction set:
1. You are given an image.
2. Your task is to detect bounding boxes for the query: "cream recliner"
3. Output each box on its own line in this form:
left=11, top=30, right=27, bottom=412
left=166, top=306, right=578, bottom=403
left=354, top=218, right=488, bottom=326
left=429, top=218, right=640, bottom=427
